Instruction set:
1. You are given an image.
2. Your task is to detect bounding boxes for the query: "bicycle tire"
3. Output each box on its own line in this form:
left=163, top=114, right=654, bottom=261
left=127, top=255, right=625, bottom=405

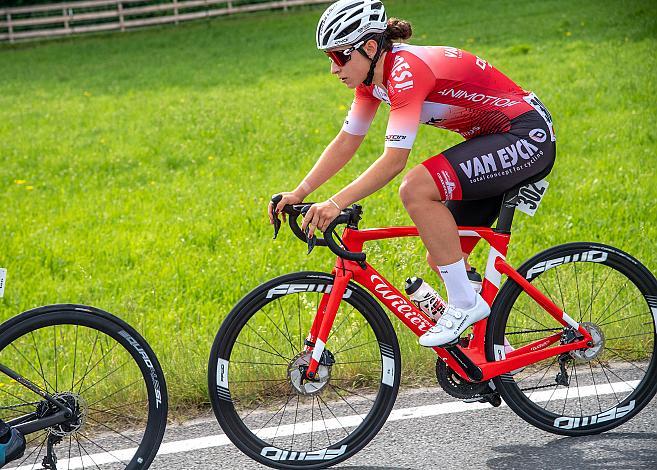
left=0, top=304, right=168, bottom=469
left=486, top=242, right=657, bottom=436
left=208, top=272, right=401, bottom=469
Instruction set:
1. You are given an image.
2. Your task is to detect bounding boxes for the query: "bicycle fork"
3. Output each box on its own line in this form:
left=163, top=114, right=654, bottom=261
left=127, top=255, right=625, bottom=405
left=303, top=269, right=353, bottom=380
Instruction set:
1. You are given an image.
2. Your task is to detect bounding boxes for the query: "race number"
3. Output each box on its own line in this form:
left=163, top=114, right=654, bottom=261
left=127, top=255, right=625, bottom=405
left=0, top=268, right=6, bottom=298
left=516, top=179, right=549, bottom=217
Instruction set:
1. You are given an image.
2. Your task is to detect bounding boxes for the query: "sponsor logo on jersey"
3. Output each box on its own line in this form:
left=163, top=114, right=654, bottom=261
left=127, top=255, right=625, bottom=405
left=475, top=56, right=491, bottom=71
left=443, top=47, right=462, bottom=59
left=458, top=139, right=540, bottom=179
left=385, top=134, right=407, bottom=142
left=434, top=169, right=457, bottom=200
left=438, top=88, right=521, bottom=108
left=529, top=128, right=547, bottom=143
left=390, top=56, right=414, bottom=92
left=553, top=400, right=635, bottom=429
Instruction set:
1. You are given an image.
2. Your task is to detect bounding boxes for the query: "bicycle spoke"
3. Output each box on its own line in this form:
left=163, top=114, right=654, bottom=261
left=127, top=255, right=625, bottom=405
left=598, top=312, right=651, bottom=327
left=573, top=361, right=583, bottom=417
left=71, top=324, right=79, bottom=390
left=574, top=261, right=583, bottom=321
left=79, top=431, right=127, bottom=465
left=78, top=358, right=131, bottom=396
left=589, top=362, right=603, bottom=413
left=510, top=305, right=554, bottom=331
left=333, top=339, right=378, bottom=356
left=234, top=340, right=290, bottom=361
left=593, top=278, right=629, bottom=325
left=317, top=393, right=350, bottom=439
left=76, top=435, right=103, bottom=470
left=596, top=359, right=622, bottom=403
left=328, top=306, right=356, bottom=342
left=75, top=329, right=101, bottom=394
left=330, top=383, right=376, bottom=403
left=315, top=394, right=332, bottom=447
left=262, top=304, right=296, bottom=358
left=86, top=413, right=141, bottom=445
left=605, top=331, right=653, bottom=341
left=277, top=299, right=297, bottom=356
left=605, top=347, right=648, bottom=373
left=10, top=342, right=55, bottom=394
left=244, top=322, right=290, bottom=362
left=53, top=325, right=59, bottom=392
left=87, top=378, right=142, bottom=408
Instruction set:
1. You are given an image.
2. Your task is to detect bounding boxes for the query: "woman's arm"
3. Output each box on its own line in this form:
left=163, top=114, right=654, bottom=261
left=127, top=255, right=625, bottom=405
left=269, top=130, right=365, bottom=224
left=293, top=130, right=365, bottom=199
left=331, top=147, right=411, bottom=208
left=301, top=146, right=411, bottom=237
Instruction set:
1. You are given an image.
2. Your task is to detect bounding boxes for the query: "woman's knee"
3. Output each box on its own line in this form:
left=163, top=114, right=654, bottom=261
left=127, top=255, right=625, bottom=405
left=399, top=165, right=440, bottom=208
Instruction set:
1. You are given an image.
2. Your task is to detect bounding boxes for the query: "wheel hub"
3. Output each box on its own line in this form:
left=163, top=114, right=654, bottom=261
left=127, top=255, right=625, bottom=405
left=38, top=392, right=87, bottom=437
left=287, top=351, right=332, bottom=396
left=570, top=322, right=605, bottom=362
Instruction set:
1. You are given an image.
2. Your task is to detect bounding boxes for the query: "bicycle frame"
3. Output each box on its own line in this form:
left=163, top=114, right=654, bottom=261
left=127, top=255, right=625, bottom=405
left=302, top=225, right=594, bottom=383
left=0, top=362, right=71, bottom=434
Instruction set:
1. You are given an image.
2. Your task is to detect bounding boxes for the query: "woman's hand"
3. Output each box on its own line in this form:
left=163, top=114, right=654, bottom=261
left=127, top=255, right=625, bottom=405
left=268, top=191, right=304, bottom=224
left=301, top=200, right=342, bottom=239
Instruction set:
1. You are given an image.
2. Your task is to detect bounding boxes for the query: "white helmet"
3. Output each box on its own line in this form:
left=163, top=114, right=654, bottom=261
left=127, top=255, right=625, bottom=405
left=316, top=0, right=388, bottom=51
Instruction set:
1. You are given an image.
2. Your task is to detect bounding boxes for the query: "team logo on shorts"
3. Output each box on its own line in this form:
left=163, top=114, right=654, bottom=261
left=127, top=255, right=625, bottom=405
left=529, top=128, right=547, bottom=143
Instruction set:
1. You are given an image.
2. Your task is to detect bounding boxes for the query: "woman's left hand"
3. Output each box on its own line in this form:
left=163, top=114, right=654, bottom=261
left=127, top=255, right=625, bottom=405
left=300, top=200, right=342, bottom=239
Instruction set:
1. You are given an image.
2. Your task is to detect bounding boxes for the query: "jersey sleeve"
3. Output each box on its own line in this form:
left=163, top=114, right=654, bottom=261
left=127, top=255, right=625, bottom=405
left=384, top=52, right=436, bottom=149
left=341, top=85, right=380, bottom=136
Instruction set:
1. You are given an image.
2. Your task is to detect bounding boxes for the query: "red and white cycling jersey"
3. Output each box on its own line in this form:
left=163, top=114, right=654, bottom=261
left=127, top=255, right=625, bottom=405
left=342, top=44, right=554, bottom=149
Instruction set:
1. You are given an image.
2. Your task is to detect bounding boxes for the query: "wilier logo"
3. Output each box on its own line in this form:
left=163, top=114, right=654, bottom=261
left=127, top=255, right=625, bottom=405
left=529, top=128, right=547, bottom=143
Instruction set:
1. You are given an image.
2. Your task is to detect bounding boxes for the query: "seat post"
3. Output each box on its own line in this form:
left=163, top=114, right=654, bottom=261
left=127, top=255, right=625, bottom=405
left=495, top=189, right=519, bottom=233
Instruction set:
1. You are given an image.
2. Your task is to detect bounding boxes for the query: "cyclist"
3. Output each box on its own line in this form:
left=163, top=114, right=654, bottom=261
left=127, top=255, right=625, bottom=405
left=0, top=419, right=25, bottom=467
left=269, top=0, right=556, bottom=347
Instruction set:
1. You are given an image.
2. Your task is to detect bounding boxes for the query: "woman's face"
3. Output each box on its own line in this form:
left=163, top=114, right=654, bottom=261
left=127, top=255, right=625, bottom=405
left=328, top=40, right=377, bottom=89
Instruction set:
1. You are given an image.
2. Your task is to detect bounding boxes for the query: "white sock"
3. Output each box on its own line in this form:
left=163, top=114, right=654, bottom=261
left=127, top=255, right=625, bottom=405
left=438, top=258, right=476, bottom=309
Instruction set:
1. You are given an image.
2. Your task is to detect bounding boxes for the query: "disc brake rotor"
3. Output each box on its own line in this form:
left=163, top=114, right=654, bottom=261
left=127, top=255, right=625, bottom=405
left=570, top=322, right=605, bottom=362
left=287, top=350, right=332, bottom=396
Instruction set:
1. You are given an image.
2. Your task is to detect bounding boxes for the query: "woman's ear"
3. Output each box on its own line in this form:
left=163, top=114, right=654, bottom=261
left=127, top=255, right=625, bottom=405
left=363, top=39, right=379, bottom=59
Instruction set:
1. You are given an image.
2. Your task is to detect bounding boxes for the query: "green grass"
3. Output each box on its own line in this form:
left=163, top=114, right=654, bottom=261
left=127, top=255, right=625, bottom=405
left=0, top=0, right=656, bottom=415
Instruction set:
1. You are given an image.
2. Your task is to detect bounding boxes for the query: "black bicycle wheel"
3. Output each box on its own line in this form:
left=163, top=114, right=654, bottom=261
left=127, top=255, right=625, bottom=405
left=487, top=243, right=657, bottom=436
left=208, top=272, right=400, bottom=469
left=0, top=304, right=168, bottom=469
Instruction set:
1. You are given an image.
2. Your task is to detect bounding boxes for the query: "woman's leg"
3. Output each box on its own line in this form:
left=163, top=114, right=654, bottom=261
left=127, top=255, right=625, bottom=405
left=399, top=166, right=476, bottom=310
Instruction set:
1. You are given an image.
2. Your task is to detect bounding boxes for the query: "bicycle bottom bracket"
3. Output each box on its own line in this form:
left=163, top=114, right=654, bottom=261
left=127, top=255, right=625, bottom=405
left=37, top=392, right=87, bottom=437
left=570, top=321, right=605, bottom=362
left=287, top=350, right=332, bottom=396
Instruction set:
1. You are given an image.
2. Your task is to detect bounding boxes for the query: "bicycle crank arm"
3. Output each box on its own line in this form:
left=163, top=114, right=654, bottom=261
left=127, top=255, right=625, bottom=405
left=443, top=343, right=484, bottom=382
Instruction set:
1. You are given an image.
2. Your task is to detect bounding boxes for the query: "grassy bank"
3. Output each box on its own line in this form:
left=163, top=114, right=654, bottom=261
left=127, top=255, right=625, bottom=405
left=1, top=0, right=655, bottom=414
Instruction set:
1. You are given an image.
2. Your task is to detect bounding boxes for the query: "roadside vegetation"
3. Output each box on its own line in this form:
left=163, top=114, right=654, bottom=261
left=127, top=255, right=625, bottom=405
left=0, top=0, right=655, bottom=416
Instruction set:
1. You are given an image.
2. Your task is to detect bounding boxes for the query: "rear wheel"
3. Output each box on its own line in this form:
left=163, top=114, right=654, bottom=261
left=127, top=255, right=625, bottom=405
left=0, top=304, right=168, bottom=469
left=208, top=272, right=401, bottom=469
left=487, top=243, right=657, bottom=436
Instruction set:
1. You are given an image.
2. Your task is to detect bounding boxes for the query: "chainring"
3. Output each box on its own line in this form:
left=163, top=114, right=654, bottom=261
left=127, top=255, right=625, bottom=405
left=435, top=359, right=491, bottom=399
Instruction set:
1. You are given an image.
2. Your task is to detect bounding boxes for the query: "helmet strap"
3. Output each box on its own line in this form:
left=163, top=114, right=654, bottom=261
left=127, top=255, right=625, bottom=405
left=362, top=35, right=386, bottom=86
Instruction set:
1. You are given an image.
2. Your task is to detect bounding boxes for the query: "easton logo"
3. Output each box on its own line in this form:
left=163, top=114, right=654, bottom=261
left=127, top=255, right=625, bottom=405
left=554, top=401, right=635, bottom=429
left=262, top=445, right=348, bottom=461
left=266, top=284, right=353, bottom=299
left=526, top=251, right=608, bottom=280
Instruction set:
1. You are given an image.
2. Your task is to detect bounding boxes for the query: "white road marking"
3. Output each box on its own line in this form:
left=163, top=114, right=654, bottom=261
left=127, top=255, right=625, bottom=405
left=8, top=380, right=640, bottom=469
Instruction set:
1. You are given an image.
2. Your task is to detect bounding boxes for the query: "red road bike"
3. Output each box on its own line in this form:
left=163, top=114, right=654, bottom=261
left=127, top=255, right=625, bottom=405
left=209, top=186, right=657, bottom=469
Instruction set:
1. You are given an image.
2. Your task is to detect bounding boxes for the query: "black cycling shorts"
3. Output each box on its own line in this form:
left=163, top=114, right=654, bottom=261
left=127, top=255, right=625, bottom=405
left=421, top=110, right=556, bottom=227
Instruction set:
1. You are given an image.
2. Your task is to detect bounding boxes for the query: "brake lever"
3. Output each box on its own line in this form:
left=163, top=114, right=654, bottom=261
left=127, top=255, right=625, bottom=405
left=301, top=204, right=316, bottom=255
left=273, top=215, right=281, bottom=240
left=271, top=194, right=283, bottom=240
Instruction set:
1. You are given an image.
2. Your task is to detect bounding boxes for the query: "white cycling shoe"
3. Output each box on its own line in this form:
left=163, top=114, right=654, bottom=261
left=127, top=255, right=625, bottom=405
left=419, top=294, right=490, bottom=347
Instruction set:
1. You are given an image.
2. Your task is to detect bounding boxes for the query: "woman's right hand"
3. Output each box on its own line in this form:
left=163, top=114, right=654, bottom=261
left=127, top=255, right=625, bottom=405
left=268, top=191, right=304, bottom=224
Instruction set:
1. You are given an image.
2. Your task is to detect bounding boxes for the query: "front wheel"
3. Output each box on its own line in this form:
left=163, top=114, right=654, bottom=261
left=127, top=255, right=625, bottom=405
left=208, top=272, right=401, bottom=469
left=487, top=243, right=657, bottom=436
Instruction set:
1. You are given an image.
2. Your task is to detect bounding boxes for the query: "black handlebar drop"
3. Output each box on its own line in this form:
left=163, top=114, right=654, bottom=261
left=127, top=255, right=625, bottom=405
left=270, top=194, right=366, bottom=264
